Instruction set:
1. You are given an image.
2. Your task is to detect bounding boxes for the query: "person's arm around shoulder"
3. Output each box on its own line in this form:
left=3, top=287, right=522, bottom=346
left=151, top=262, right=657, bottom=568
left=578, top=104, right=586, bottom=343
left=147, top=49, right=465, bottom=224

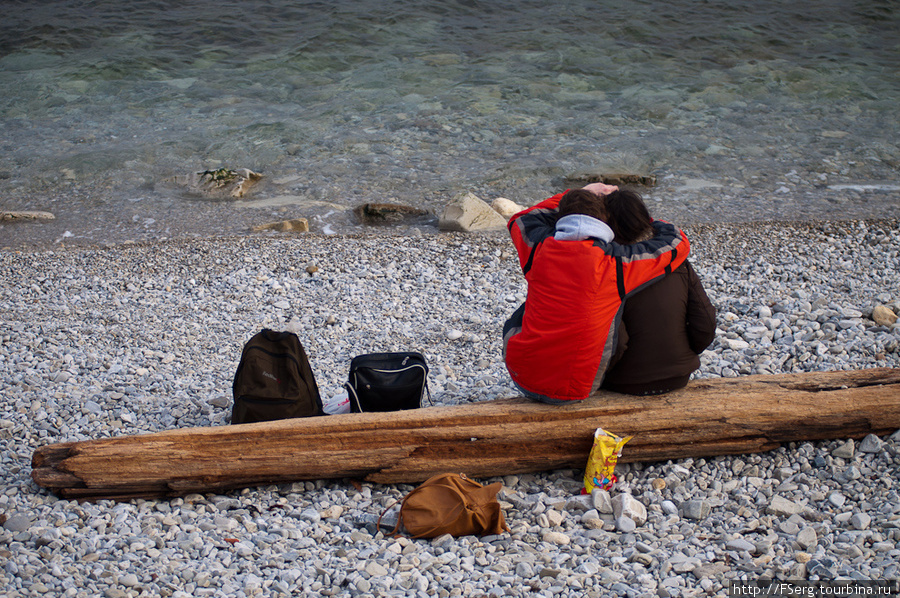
left=507, top=192, right=567, bottom=271
left=508, top=192, right=564, bottom=227
left=683, top=260, right=717, bottom=354
left=612, top=221, right=691, bottom=295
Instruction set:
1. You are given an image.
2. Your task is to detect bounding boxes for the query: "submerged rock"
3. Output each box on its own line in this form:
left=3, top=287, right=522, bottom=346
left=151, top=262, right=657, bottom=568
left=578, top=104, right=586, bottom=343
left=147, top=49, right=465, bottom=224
left=251, top=218, right=309, bottom=233
left=565, top=155, right=658, bottom=188
left=0, top=211, right=56, bottom=222
left=353, top=203, right=430, bottom=225
left=565, top=171, right=657, bottom=188
left=176, top=168, right=263, bottom=199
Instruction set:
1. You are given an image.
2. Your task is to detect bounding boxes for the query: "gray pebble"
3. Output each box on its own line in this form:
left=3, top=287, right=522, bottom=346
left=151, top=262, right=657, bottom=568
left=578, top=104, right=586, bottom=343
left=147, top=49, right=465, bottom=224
left=615, top=516, right=636, bottom=533
left=2, top=514, right=33, bottom=533
left=859, top=434, right=884, bottom=453
left=682, top=500, right=711, bottom=520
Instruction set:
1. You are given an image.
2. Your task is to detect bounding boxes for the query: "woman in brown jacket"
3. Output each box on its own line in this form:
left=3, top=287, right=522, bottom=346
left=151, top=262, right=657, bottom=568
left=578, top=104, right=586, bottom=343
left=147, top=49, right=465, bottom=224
left=600, top=190, right=717, bottom=395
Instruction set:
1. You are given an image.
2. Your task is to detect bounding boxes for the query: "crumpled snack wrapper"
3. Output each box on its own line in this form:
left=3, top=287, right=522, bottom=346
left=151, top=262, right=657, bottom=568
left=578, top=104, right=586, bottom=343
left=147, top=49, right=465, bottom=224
left=583, top=427, right=633, bottom=493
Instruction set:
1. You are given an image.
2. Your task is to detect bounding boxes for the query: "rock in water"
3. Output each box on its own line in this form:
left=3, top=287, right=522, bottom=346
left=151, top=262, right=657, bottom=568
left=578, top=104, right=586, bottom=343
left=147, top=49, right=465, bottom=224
left=353, top=203, right=430, bottom=225
left=251, top=218, right=309, bottom=233
left=0, top=211, right=56, bottom=222
left=176, top=168, right=263, bottom=199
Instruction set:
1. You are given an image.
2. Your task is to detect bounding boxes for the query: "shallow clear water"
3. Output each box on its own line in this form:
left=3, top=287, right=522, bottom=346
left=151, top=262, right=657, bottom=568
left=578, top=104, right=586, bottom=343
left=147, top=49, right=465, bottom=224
left=1, top=0, right=899, bottom=247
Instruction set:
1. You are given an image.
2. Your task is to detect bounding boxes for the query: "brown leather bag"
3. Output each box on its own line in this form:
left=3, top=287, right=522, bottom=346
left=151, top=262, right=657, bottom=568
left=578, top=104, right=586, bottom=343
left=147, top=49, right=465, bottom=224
left=384, top=473, right=510, bottom=539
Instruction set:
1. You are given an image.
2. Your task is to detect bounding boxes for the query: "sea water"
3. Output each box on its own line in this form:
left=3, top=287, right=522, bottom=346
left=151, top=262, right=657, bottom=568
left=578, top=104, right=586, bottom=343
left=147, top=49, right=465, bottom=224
left=1, top=0, right=898, bottom=247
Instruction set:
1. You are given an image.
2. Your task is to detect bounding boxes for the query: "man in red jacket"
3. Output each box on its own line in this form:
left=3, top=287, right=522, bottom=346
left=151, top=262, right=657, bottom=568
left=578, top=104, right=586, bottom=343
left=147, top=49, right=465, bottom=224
left=502, top=183, right=691, bottom=403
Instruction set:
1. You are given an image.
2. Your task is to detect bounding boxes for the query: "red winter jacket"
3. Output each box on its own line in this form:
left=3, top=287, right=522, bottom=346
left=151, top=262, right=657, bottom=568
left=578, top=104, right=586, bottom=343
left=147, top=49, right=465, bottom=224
left=502, top=192, right=690, bottom=401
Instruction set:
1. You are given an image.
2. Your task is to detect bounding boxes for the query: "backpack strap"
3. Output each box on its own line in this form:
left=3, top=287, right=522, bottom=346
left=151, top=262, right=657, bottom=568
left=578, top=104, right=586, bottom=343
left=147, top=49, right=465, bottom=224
left=344, top=381, right=363, bottom=413
left=423, top=378, right=434, bottom=407
left=378, top=498, right=404, bottom=537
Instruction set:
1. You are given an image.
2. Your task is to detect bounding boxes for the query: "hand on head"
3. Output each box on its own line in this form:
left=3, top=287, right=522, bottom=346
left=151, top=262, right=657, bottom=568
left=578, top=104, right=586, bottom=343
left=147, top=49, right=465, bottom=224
left=581, top=182, right=619, bottom=197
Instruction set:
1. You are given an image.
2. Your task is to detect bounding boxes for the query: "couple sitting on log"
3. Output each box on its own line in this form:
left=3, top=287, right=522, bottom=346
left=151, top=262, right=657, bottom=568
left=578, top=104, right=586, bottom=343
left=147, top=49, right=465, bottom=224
left=502, top=182, right=716, bottom=404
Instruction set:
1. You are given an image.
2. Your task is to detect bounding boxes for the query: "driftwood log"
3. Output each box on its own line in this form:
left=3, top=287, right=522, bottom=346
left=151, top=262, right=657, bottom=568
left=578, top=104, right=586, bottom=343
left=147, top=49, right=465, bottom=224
left=31, top=368, right=900, bottom=501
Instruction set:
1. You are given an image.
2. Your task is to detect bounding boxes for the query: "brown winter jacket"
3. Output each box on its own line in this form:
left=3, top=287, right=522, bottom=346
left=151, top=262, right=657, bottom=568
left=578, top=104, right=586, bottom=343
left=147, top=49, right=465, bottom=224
left=601, top=260, right=716, bottom=395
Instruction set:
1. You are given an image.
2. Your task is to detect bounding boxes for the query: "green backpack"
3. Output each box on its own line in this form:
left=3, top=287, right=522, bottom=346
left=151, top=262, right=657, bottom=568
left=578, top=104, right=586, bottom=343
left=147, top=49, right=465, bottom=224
left=231, top=329, right=324, bottom=424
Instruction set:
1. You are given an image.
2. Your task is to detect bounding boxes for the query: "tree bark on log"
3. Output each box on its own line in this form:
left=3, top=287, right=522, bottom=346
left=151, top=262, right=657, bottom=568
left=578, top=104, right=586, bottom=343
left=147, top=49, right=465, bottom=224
left=31, top=368, right=900, bottom=501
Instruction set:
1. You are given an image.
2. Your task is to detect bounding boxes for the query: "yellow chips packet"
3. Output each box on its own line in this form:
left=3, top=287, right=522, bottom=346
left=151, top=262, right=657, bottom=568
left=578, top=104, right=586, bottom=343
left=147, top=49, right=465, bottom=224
left=583, top=427, right=633, bottom=493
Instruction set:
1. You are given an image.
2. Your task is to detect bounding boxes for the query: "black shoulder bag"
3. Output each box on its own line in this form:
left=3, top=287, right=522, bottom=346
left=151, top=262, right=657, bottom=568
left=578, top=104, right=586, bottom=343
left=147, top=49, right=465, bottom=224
left=345, top=352, right=432, bottom=413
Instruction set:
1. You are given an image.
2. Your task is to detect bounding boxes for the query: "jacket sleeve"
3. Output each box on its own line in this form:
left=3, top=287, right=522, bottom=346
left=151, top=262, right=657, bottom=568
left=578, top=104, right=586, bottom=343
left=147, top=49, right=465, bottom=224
left=683, top=260, right=717, bottom=354
left=507, top=192, right=566, bottom=271
left=612, top=221, right=691, bottom=297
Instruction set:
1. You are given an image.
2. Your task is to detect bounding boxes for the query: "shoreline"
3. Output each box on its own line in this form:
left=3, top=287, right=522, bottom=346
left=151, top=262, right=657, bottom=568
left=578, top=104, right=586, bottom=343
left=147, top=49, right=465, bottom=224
left=2, top=219, right=899, bottom=596
left=2, top=214, right=899, bottom=254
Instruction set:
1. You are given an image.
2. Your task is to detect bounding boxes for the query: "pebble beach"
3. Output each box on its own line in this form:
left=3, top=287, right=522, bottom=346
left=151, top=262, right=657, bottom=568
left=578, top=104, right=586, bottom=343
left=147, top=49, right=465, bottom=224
left=2, top=219, right=900, bottom=597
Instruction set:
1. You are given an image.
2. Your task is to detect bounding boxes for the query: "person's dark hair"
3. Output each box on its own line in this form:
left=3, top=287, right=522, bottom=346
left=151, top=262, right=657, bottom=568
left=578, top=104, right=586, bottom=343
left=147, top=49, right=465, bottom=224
left=557, top=189, right=608, bottom=222
left=603, top=189, right=653, bottom=244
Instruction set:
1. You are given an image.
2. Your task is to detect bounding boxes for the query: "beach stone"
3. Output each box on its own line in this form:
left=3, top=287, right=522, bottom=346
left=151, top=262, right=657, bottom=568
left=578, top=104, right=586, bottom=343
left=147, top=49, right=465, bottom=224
left=580, top=508, right=600, bottom=522
left=834, top=512, right=853, bottom=525
left=564, top=495, right=592, bottom=512
left=872, top=304, right=897, bottom=327
left=583, top=517, right=604, bottom=530
left=661, top=500, right=678, bottom=516
left=837, top=465, right=862, bottom=482
left=779, top=520, right=800, bottom=535
left=515, top=561, right=535, bottom=578
left=827, top=492, right=846, bottom=508
left=542, top=531, right=570, bottom=545
left=683, top=500, right=711, bottom=520
left=612, top=493, right=647, bottom=526
left=722, top=338, right=751, bottom=351
left=796, top=527, right=818, bottom=550
left=693, top=562, right=729, bottom=579
left=545, top=509, right=565, bottom=527
left=615, top=516, right=636, bottom=533
left=858, top=434, right=884, bottom=453
left=3, top=515, right=33, bottom=533
left=725, top=538, right=756, bottom=553
left=591, top=488, right=614, bottom=514
left=767, top=495, right=804, bottom=516
left=491, top=197, right=525, bottom=220
left=850, top=513, right=871, bottom=530
left=209, top=396, right=230, bottom=409
left=320, top=506, right=344, bottom=520
left=438, top=192, right=507, bottom=232
left=832, top=439, right=854, bottom=459
left=365, top=562, right=389, bottom=577
left=807, top=558, right=838, bottom=579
